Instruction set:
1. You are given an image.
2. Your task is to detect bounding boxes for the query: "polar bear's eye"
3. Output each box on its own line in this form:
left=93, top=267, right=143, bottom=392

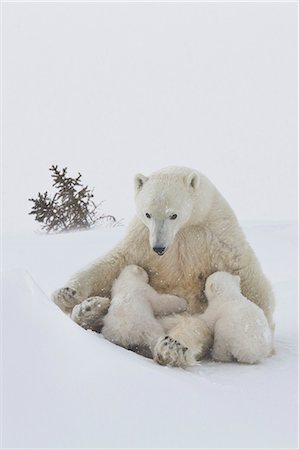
left=170, top=214, right=178, bottom=220
left=145, top=213, right=151, bottom=219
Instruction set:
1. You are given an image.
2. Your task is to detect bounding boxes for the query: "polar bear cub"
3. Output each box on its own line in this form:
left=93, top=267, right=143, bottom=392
left=102, top=265, right=187, bottom=357
left=202, top=272, right=273, bottom=364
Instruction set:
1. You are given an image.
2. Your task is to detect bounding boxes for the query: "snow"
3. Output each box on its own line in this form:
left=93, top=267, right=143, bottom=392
left=2, top=222, right=298, bottom=449
left=2, top=3, right=297, bottom=447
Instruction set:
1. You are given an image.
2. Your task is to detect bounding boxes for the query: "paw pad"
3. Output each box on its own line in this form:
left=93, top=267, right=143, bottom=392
left=71, top=296, right=110, bottom=332
left=153, top=336, right=195, bottom=367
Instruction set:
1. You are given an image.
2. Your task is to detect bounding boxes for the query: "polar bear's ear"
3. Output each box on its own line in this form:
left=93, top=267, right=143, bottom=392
left=135, top=174, right=148, bottom=193
left=185, top=172, right=200, bottom=190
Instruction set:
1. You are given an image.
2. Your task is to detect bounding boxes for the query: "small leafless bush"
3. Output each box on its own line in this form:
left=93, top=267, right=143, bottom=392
left=29, top=165, right=119, bottom=233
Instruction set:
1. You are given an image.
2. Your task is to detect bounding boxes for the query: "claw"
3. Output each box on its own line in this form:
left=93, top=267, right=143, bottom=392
left=153, top=336, right=197, bottom=368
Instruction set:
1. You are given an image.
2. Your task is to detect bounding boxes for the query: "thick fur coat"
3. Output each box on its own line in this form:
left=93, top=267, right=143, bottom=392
left=202, top=272, right=273, bottom=363
left=53, top=167, right=275, bottom=366
left=102, top=265, right=188, bottom=360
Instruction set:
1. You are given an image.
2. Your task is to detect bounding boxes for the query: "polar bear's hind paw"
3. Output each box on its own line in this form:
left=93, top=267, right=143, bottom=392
left=71, top=296, right=110, bottom=332
left=153, top=336, right=197, bottom=368
left=52, top=287, right=81, bottom=313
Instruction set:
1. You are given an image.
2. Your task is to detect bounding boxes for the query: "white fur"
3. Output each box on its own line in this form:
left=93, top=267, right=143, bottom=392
left=202, top=272, right=273, bottom=364
left=53, top=167, right=275, bottom=367
left=102, top=265, right=187, bottom=358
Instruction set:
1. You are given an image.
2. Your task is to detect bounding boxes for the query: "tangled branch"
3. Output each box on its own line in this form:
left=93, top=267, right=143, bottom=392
left=29, top=165, right=118, bottom=233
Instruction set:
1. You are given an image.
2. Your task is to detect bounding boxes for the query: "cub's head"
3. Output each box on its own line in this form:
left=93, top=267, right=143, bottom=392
left=205, top=271, right=241, bottom=299
left=134, top=167, right=200, bottom=256
left=118, top=265, right=149, bottom=283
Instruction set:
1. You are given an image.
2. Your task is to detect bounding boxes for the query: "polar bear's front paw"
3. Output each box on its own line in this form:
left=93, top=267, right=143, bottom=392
left=153, top=336, right=197, bottom=368
left=71, top=296, right=110, bottom=332
left=52, top=287, right=82, bottom=313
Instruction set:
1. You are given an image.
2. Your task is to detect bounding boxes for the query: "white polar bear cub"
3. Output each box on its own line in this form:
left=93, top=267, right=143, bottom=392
left=102, top=265, right=188, bottom=358
left=202, top=272, right=273, bottom=364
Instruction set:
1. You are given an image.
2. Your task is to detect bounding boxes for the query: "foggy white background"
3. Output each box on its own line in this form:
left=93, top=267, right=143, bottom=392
left=2, top=5, right=298, bottom=448
left=3, top=2, right=298, bottom=233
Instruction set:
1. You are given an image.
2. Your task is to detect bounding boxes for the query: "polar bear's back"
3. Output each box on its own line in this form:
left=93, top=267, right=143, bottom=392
left=102, top=279, right=163, bottom=351
left=215, top=300, right=273, bottom=364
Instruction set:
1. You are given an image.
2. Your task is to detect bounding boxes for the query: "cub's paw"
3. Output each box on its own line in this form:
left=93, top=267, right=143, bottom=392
left=153, top=336, right=197, bottom=368
left=71, top=296, right=110, bottom=332
left=52, top=287, right=82, bottom=313
left=170, top=296, right=188, bottom=313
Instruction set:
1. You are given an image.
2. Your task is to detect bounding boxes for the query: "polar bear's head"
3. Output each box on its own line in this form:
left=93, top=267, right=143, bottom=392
left=134, top=167, right=201, bottom=256
left=118, top=265, right=149, bottom=283
left=205, top=271, right=241, bottom=300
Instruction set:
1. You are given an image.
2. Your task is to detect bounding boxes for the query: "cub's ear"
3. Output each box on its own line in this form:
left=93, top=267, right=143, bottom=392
left=207, top=280, right=214, bottom=293
left=132, top=266, right=146, bottom=277
left=185, top=171, right=200, bottom=190
left=135, top=173, right=148, bottom=193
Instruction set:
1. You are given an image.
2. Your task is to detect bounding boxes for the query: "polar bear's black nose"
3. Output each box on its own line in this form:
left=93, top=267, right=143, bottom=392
left=153, top=247, right=166, bottom=256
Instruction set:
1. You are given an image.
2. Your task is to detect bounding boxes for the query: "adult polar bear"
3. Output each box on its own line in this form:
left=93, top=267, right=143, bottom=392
left=53, top=167, right=275, bottom=366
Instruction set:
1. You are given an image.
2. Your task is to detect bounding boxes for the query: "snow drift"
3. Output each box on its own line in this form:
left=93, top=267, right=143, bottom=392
left=2, top=223, right=298, bottom=448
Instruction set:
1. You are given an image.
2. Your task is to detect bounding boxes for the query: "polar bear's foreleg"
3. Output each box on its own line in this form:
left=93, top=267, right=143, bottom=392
left=239, top=264, right=276, bottom=333
left=154, top=314, right=213, bottom=367
left=149, top=291, right=187, bottom=316
left=52, top=247, right=126, bottom=312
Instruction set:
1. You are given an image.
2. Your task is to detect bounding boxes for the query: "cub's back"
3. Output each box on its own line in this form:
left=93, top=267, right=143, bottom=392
left=216, top=297, right=271, bottom=343
left=109, top=279, right=154, bottom=317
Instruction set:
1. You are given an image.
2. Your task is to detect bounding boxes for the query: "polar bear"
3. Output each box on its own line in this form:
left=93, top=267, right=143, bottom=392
left=52, top=166, right=275, bottom=367
left=101, top=264, right=192, bottom=362
left=202, top=271, right=273, bottom=364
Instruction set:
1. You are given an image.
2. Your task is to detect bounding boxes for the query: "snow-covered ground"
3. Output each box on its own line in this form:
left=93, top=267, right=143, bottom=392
left=2, top=222, right=298, bottom=449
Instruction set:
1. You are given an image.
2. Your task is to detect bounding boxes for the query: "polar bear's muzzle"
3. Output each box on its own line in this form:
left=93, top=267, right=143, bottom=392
left=148, top=219, right=174, bottom=255
left=153, top=246, right=166, bottom=256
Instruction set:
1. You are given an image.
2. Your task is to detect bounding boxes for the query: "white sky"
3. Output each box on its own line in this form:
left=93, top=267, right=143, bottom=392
left=3, top=2, right=298, bottom=233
